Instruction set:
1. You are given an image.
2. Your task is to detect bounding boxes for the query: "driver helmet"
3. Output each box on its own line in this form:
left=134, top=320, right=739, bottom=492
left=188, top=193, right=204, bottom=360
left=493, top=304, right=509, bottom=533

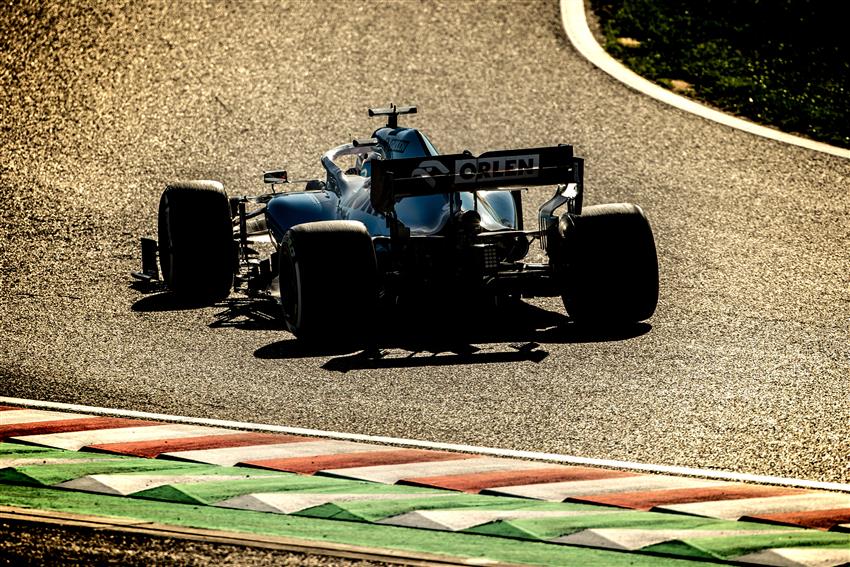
left=357, top=150, right=382, bottom=177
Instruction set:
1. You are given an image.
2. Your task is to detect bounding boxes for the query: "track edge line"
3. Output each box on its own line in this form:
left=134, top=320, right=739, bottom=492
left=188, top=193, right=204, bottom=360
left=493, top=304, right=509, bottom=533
left=3, top=397, right=848, bottom=494
left=560, top=0, right=850, bottom=160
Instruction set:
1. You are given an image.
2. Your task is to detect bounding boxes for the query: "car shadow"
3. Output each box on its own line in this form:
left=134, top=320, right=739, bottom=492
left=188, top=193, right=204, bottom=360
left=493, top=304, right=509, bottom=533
left=208, top=299, right=285, bottom=331
left=131, top=291, right=205, bottom=312
left=132, top=288, right=650, bottom=371
left=131, top=290, right=285, bottom=331
left=253, top=300, right=651, bottom=372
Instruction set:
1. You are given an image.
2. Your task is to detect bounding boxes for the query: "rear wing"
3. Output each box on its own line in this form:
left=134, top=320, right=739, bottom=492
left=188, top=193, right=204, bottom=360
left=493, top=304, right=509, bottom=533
left=370, top=145, right=580, bottom=214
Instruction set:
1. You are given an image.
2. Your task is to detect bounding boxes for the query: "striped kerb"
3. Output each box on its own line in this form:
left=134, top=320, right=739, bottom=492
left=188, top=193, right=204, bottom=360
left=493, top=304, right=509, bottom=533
left=735, top=548, right=850, bottom=567
left=323, top=457, right=559, bottom=484
left=554, top=528, right=796, bottom=551
left=216, top=492, right=446, bottom=515
left=243, top=449, right=470, bottom=474
left=570, top=485, right=805, bottom=510
left=742, top=508, right=850, bottom=531
left=657, top=493, right=850, bottom=520
left=11, top=424, right=233, bottom=451
left=87, top=432, right=305, bottom=458
left=380, top=509, right=624, bottom=532
left=0, top=409, right=93, bottom=425
left=4, top=405, right=850, bottom=541
left=161, top=440, right=381, bottom=467
left=57, top=472, right=283, bottom=496
left=1, top=417, right=162, bottom=440
left=405, top=466, right=637, bottom=493
left=488, top=475, right=725, bottom=501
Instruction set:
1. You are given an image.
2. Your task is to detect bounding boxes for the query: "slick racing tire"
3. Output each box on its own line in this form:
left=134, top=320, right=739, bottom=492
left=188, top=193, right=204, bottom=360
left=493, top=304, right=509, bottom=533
left=558, top=203, right=658, bottom=325
left=157, top=181, right=234, bottom=303
left=278, top=220, right=378, bottom=341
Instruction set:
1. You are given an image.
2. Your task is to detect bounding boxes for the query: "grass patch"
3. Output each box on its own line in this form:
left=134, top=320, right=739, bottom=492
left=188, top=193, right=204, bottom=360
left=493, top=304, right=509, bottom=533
left=590, top=0, right=850, bottom=149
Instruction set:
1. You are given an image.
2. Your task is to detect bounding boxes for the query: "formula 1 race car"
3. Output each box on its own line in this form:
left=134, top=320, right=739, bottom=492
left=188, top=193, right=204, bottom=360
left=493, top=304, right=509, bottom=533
left=133, top=105, right=658, bottom=339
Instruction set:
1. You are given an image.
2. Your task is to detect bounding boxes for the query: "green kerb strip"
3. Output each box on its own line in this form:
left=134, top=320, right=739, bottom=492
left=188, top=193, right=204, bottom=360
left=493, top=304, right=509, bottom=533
left=137, top=474, right=437, bottom=505
left=3, top=441, right=849, bottom=563
left=83, top=465, right=284, bottom=477
left=2, top=460, right=213, bottom=486
left=465, top=520, right=543, bottom=540
left=0, top=451, right=124, bottom=463
left=299, top=495, right=612, bottom=523
left=0, top=443, right=70, bottom=456
left=468, top=511, right=790, bottom=541
left=0, top=442, right=304, bottom=486
left=644, top=532, right=850, bottom=561
left=0, top=485, right=706, bottom=566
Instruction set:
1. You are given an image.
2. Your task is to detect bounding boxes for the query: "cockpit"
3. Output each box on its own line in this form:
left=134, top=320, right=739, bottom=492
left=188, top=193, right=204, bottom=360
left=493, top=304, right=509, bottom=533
left=320, top=120, right=517, bottom=236
left=356, top=127, right=440, bottom=177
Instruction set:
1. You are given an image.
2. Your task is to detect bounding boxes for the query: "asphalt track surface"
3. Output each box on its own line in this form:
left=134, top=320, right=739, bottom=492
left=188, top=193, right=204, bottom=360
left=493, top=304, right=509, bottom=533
left=1, top=0, right=848, bottom=492
left=0, top=518, right=387, bottom=566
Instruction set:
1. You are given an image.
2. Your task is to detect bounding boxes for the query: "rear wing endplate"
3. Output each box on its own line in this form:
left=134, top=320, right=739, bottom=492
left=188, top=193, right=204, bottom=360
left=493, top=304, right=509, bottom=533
left=370, top=145, right=579, bottom=214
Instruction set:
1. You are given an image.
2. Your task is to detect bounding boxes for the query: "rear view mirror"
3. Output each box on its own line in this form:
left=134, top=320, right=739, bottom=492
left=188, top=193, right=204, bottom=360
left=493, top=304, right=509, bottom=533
left=263, top=170, right=288, bottom=184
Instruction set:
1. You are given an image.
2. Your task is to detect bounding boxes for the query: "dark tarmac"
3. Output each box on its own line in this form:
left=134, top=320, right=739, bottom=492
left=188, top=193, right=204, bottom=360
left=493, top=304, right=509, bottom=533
left=0, top=518, right=388, bottom=566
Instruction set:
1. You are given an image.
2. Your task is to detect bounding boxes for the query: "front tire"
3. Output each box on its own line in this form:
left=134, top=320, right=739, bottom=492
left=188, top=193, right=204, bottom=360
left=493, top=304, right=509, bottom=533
left=278, top=220, right=378, bottom=341
left=157, top=181, right=234, bottom=303
left=557, top=203, right=658, bottom=325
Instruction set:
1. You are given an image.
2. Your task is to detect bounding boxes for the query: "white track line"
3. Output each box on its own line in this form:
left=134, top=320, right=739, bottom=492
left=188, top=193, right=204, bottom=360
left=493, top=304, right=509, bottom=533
left=2, top=397, right=848, bottom=493
left=560, top=0, right=850, bottom=160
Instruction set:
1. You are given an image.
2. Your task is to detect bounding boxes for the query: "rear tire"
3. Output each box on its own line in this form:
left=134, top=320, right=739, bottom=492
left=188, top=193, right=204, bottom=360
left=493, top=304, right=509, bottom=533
left=278, top=220, right=378, bottom=341
left=558, top=203, right=658, bottom=325
left=157, top=181, right=234, bottom=303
